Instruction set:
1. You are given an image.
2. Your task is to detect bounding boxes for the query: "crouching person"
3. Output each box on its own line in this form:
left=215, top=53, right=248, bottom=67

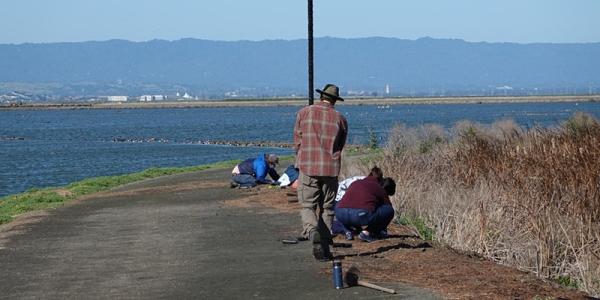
left=231, top=153, right=280, bottom=188
left=334, top=175, right=396, bottom=242
left=332, top=166, right=383, bottom=240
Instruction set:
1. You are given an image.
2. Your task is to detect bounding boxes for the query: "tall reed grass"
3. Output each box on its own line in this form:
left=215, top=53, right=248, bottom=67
left=366, top=113, right=600, bottom=295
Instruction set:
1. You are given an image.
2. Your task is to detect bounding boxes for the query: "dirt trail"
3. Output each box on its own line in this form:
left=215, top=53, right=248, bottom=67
left=226, top=185, right=593, bottom=300
left=0, top=167, right=436, bottom=299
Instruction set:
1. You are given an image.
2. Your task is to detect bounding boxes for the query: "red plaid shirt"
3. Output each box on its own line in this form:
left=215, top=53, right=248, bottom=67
left=294, top=101, right=348, bottom=177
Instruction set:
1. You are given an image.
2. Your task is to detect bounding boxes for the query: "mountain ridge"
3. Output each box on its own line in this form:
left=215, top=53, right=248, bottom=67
left=1, top=37, right=598, bottom=98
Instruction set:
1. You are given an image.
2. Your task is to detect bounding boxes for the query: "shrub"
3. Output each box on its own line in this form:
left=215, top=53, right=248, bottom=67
left=368, top=128, right=379, bottom=149
left=366, top=115, right=600, bottom=296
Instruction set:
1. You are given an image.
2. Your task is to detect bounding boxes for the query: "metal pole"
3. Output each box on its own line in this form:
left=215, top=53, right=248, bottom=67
left=308, top=0, right=314, bottom=105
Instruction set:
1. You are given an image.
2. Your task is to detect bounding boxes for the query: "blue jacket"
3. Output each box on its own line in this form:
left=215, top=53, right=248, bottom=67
left=237, top=153, right=280, bottom=183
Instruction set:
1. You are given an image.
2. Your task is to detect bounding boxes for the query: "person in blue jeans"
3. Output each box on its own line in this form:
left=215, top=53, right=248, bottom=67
left=334, top=174, right=396, bottom=242
left=331, top=175, right=365, bottom=240
left=231, top=153, right=280, bottom=188
left=331, top=166, right=384, bottom=240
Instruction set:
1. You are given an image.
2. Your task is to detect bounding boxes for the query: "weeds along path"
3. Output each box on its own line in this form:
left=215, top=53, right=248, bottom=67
left=363, top=114, right=600, bottom=298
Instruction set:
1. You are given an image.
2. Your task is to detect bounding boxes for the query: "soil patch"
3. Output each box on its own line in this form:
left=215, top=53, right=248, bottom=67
left=224, top=185, right=299, bottom=214
left=225, top=185, right=592, bottom=299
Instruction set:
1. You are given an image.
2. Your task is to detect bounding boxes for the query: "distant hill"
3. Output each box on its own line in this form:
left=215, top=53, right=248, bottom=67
left=0, top=37, right=599, bottom=98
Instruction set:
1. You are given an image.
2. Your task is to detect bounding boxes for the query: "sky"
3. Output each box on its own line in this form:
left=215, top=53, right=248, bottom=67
left=1, top=0, right=599, bottom=44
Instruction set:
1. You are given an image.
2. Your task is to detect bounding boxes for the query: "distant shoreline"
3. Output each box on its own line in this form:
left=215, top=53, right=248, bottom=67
left=1, top=95, right=599, bottom=110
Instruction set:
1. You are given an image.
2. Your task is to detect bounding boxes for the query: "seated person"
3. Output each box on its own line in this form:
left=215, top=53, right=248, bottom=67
left=332, top=167, right=383, bottom=240
left=231, top=153, right=280, bottom=188
left=276, top=165, right=300, bottom=188
left=334, top=173, right=396, bottom=242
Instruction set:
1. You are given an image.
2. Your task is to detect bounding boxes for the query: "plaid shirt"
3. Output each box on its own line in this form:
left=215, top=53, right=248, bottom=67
left=294, top=101, right=348, bottom=177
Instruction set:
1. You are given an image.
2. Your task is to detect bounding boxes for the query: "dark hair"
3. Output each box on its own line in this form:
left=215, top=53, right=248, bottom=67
left=369, top=166, right=383, bottom=181
left=381, top=177, right=396, bottom=196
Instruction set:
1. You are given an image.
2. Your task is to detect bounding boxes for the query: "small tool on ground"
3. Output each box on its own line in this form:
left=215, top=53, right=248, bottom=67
left=281, top=238, right=299, bottom=244
left=344, top=266, right=396, bottom=294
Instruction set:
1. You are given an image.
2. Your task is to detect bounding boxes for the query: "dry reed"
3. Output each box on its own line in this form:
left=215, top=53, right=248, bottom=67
left=360, top=113, right=600, bottom=296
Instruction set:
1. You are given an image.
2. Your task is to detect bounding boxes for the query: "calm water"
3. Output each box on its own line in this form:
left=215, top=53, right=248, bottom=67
left=1, top=102, right=600, bottom=197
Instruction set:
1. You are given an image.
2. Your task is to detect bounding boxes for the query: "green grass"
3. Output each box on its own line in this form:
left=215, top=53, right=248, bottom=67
left=398, top=215, right=436, bottom=241
left=357, top=148, right=385, bottom=165
left=0, top=160, right=239, bottom=225
left=555, top=275, right=580, bottom=289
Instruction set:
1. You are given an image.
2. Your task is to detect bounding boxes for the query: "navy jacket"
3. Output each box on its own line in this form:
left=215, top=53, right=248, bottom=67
left=237, top=153, right=280, bottom=183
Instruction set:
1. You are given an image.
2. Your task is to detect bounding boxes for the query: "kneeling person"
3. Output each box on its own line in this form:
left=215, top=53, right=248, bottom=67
left=335, top=175, right=396, bottom=242
left=231, top=153, right=280, bottom=188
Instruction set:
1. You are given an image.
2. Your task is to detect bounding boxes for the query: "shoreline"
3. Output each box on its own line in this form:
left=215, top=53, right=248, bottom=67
left=2, top=94, right=599, bottom=110
left=0, top=153, right=299, bottom=224
left=0, top=160, right=239, bottom=225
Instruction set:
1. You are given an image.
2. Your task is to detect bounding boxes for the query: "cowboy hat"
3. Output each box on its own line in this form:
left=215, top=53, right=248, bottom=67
left=316, top=84, right=344, bottom=101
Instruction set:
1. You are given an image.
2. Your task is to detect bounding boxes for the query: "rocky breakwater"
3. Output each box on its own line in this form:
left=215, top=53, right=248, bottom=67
left=192, top=140, right=294, bottom=148
left=110, top=137, right=365, bottom=151
left=111, top=137, right=170, bottom=143
left=110, top=137, right=293, bottom=148
left=0, top=136, right=26, bottom=141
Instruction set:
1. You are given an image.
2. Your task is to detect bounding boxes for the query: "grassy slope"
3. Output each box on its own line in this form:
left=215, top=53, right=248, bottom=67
left=0, top=160, right=239, bottom=225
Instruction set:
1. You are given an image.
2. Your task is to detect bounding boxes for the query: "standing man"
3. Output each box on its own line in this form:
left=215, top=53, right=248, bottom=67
left=294, top=83, right=348, bottom=260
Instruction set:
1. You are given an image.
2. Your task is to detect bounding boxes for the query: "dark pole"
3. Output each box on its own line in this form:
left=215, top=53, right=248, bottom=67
left=308, top=0, right=314, bottom=105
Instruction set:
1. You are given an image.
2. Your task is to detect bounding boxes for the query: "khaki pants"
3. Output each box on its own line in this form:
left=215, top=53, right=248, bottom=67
left=298, top=173, right=338, bottom=239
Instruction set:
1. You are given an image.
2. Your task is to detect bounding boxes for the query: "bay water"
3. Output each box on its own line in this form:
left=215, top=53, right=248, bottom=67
left=1, top=102, right=600, bottom=197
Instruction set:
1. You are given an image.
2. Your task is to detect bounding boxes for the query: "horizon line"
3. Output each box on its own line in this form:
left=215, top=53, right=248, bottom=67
left=2, top=36, right=600, bottom=46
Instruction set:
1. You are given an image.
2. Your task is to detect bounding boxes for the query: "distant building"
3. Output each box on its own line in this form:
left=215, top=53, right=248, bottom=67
left=346, top=90, right=367, bottom=96
left=139, top=95, right=165, bottom=102
left=107, top=96, right=128, bottom=102
left=225, top=91, right=239, bottom=98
